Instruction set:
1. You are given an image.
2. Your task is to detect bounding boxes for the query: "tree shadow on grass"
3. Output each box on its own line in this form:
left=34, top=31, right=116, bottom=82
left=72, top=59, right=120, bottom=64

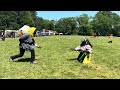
left=68, top=58, right=78, bottom=61
left=68, top=58, right=81, bottom=63
left=15, top=58, right=31, bottom=62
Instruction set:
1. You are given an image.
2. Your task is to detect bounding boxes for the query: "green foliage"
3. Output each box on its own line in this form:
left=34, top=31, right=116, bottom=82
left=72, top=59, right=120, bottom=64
left=18, top=11, right=35, bottom=27
left=56, top=17, right=77, bottom=35
left=0, top=11, right=37, bottom=30
left=92, top=11, right=120, bottom=36
left=1, top=11, right=120, bottom=36
left=76, top=14, right=93, bottom=35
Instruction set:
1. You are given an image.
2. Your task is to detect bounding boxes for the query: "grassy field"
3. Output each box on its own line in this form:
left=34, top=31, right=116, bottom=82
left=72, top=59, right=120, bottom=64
left=0, top=35, right=120, bottom=79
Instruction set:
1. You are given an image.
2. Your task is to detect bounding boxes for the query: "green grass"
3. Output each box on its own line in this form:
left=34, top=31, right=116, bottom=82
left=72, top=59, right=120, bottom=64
left=0, top=35, right=120, bottom=79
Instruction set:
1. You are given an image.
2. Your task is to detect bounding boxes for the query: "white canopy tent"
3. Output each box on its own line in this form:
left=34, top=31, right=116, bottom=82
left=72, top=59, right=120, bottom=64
left=19, top=25, right=30, bottom=33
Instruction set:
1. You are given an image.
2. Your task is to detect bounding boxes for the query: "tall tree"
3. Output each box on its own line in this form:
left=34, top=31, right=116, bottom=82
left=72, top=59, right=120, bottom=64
left=76, top=14, right=93, bottom=35
left=91, top=11, right=120, bottom=36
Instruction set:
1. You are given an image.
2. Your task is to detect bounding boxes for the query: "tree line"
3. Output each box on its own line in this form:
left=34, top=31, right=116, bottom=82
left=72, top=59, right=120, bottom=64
left=0, top=11, right=120, bottom=36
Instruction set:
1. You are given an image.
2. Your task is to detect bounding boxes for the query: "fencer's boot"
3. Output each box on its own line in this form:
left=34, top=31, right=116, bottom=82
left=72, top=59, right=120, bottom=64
left=30, top=59, right=37, bottom=64
left=9, top=56, right=13, bottom=62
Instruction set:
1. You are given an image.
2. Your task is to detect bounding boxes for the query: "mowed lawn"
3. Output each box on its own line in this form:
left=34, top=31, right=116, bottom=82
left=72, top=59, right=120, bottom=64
left=0, top=35, right=120, bottom=79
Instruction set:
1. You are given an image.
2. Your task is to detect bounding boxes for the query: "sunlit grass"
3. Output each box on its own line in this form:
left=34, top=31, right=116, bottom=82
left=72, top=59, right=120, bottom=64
left=0, top=35, right=120, bottom=79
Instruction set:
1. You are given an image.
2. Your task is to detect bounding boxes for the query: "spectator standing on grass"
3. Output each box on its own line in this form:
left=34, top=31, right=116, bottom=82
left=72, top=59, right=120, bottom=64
left=1, top=30, right=5, bottom=41
left=19, top=30, right=23, bottom=37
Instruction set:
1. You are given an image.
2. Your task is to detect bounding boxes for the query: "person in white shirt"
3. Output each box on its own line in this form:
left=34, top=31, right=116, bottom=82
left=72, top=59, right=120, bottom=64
left=71, top=38, right=92, bottom=62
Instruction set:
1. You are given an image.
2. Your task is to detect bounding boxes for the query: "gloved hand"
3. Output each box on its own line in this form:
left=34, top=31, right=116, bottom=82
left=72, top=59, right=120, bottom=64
left=37, top=46, right=42, bottom=48
left=85, top=50, right=89, bottom=53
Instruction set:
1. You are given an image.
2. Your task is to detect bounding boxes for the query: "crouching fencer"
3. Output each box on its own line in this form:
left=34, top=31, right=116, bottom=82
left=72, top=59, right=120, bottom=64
left=71, top=38, right=92, bottom=63
left=9, top=27, right=41, bottom=64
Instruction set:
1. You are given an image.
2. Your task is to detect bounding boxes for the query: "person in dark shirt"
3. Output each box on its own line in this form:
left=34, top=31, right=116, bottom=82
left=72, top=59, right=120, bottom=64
left=1, top=30, right=5, bottom=41
left=9, top=27, right=41, bottom=64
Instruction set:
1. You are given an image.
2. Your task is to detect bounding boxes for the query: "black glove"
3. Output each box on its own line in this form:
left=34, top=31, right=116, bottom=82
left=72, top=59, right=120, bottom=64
left=85, top=50, right=89, bottom=53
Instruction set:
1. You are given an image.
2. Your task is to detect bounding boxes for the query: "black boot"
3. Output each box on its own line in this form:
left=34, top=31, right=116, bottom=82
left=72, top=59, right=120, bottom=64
left=30, top=59, right=37, bottom=64
left=9, top=56, right=14, bottom=62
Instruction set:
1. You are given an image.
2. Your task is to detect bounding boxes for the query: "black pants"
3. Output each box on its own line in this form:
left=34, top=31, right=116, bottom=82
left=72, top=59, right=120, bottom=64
left=1, top=36, right=5, bottom=41
left=77, top=52, right=86, bottom=62
left=10, top=47, right=35, bottom=61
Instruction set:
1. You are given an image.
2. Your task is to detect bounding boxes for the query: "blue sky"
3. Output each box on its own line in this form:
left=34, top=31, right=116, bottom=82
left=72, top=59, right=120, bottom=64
left=37, top=11, right=120, bottom=21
